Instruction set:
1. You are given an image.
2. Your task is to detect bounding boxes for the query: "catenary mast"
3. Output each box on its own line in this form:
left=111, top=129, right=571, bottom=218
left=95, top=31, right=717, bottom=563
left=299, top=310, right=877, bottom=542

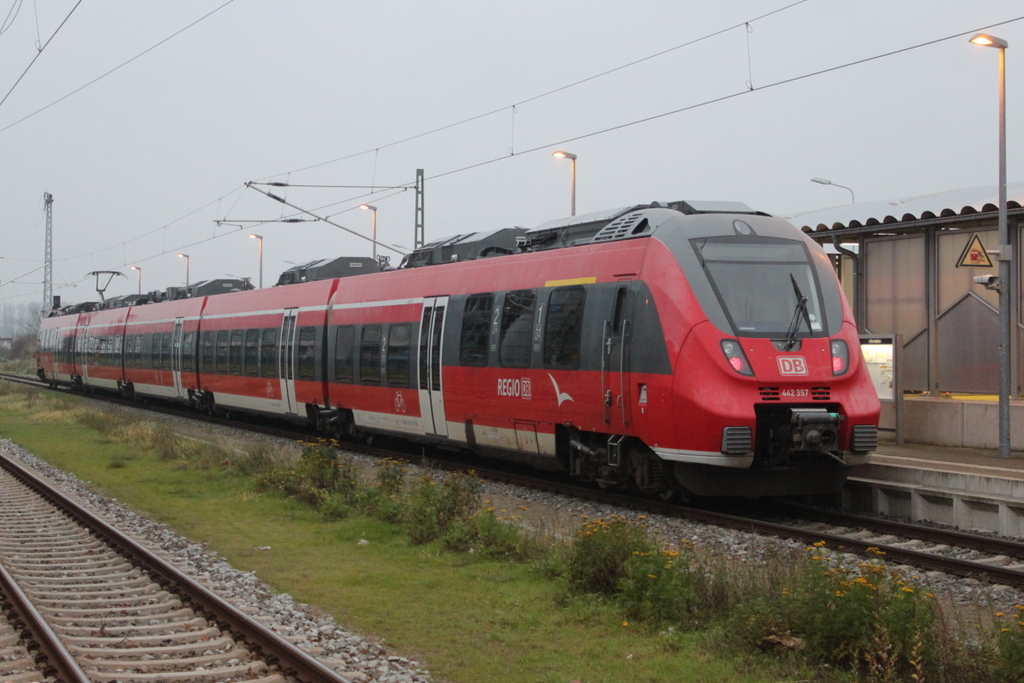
left=43, top=192, right=53, bottom=310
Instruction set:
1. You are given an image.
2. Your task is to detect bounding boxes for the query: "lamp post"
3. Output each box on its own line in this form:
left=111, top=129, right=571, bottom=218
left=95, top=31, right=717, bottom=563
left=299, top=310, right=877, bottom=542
left=360, top=204, right=378, bottom=262
left=552, top=150, right=577, bottom=216
left=249, top=234, right=263, bottom=289
left=970, top=32, right=1011, bottom=457
left=177, top=253, right=190, bottom=287
left=129, top=266, right=141, bottom=294
left=811, top=177, right=855, bottom=203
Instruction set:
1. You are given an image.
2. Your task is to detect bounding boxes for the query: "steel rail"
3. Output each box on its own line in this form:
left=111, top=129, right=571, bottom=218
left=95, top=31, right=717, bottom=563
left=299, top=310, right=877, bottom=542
left=0, top=451, right=352, bottom=683
left=768, top=500, right=1024, bottom=560
left=0, top=560, right=92, bottom=683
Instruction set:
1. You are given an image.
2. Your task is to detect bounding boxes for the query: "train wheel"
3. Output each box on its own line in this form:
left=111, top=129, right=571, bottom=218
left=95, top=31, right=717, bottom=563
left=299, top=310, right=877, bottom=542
left=657, top=487, right=679, bottom=502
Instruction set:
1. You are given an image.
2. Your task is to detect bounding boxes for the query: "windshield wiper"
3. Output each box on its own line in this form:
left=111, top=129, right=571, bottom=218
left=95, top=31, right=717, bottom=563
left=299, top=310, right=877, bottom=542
left=783, top=273, right=813, bottom=350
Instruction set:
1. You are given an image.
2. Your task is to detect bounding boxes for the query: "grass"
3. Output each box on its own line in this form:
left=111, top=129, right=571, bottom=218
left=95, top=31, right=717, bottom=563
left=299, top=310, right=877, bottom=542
left=0, top=383, right=808, bottom=683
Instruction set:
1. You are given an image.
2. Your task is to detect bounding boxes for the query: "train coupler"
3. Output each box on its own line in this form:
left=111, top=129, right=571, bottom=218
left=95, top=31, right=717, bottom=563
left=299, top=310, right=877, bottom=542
left=789, top=408, right=839, bottom=452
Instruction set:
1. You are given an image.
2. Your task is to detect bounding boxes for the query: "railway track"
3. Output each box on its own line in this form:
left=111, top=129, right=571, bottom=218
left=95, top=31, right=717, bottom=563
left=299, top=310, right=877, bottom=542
left=5, top=371, right=1024, bottom=594
left=0, top=446, right=350, bottom=683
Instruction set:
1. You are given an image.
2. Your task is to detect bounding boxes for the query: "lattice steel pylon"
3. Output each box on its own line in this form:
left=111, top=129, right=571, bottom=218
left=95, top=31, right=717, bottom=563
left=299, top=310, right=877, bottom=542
left=414, top=169, right=425, bottom=249
left=43, top=192, right=53, bottom=310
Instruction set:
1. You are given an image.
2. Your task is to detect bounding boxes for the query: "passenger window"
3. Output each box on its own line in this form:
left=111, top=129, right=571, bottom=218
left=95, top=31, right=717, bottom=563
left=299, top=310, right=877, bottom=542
left=201, top=332, right=215, bottom=373
left=151, top=333, right=161, bottom=369
left=613, top=286, right=628, bottom=334
left=460, top=294, right=492, bottom=366
left=297, top=327, right=317, bottom=380
left=260, top=329, right=278, bottom=378
left=244, top=330, right=259, bottom=376
left=544, top=286, right=586, bottom=370
left=216, top=331, right=229, bottom=373
left=388, top=324, right=412, bottom=387
left=334, top=326, right=355, bottom=383
left=499, top=290, right=536, bottom=368
left=359, top=325, right=381, bottom=385
left=229, top=331, right=243, bottom=375
left=162, top=332, right=172, bottom=370
left=182, top=332, right=195, bottom=373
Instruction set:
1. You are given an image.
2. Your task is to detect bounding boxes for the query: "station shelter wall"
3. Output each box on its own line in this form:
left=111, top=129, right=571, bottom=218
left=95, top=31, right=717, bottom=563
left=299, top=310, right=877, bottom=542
left=862, top=227, right=1003, bottom=394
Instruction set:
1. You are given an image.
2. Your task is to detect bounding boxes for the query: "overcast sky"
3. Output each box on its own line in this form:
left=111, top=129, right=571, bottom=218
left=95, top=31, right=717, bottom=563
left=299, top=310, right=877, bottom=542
left=1, top=1, right=1022, bottom=306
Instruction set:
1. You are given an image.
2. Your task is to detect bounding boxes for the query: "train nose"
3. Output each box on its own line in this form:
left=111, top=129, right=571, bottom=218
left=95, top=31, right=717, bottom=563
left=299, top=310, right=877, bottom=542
left=789, top=408, right=839, bottom=452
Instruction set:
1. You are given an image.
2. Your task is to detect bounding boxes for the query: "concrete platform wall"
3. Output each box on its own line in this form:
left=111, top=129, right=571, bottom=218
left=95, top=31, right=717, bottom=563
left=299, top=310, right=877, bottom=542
left=881, top=397, right=1024, bottom=452
left=845, top=464, right=1024, bottom=537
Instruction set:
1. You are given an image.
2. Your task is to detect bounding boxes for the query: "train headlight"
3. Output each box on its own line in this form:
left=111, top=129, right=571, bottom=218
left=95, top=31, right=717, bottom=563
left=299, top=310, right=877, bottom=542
left=831, top=339, right=849, bottom=376
left=720, top=339, right=754, bottom=376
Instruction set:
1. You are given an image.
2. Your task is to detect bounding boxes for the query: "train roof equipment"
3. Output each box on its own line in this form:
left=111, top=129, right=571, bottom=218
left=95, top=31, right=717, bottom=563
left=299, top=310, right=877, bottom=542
left=276, top=256, right=382, bottom=286
left=399, top=228, right=528, bottom=268
left=187, top=278, right=255, bottom=298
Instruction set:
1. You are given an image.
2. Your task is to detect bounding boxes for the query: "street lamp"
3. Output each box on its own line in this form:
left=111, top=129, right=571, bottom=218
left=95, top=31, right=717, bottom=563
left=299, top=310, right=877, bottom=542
left=129, top=266, right=142, bottom=294
left=552, top=151, right=577, bottom=216
left=970, top=32, right=1011, bottom=457
left=249, top=234, right=263, bottom=289
left=177, top=253, right=190, bottom=287
left=811, top=177, right=855, bottom=203
left=360, top=204, right=378, bottom=262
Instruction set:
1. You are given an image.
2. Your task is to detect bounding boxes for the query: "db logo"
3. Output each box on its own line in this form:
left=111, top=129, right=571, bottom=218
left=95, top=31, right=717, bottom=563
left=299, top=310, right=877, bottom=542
left=777, top=356, right=808, bottom=376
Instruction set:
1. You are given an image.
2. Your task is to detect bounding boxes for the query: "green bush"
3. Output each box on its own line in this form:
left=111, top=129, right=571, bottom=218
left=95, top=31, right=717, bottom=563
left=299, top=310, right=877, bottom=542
left=991, top=604, right=1024, bottom=682
left=233, top=442, right=279, bottom=475
left=731, top=543, right=939, bottom=677
left=618, top=548, right=700, bottom=628
left=320, top=492, right=354, bottom=521
left=406, top=472, right=481, bottom=545
left=474, top=509, right=541, bottom=560
left=566, top=516, right=653, bottom=597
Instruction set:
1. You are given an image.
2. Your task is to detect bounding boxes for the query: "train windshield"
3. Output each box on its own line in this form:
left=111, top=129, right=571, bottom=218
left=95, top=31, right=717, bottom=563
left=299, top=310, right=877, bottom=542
left=692, top=237, right=827, bottom=338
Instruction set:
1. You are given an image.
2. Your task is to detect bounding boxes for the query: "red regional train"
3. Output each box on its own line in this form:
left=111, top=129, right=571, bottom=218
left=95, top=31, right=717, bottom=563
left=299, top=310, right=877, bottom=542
left=37, top=200, right=880, bottom=499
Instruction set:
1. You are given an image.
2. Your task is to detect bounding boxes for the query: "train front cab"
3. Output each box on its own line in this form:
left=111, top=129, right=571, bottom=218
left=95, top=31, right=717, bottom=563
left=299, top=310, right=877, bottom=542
left=646, top=210, right=881, bottom=497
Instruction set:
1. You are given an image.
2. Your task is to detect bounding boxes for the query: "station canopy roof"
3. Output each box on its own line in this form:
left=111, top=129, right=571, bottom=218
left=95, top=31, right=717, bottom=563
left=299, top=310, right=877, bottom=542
left=789, top=181, right=1024, bottom=234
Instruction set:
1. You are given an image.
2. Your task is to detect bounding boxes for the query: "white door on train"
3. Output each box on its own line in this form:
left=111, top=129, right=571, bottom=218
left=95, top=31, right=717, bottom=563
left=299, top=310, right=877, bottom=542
left=80, top=325, right=91, bottom=384
left=279, top=309, right=298, bottom=415
left=418, top=296, right=449, bottom=437
left=171, top=318, right=185, bottom=399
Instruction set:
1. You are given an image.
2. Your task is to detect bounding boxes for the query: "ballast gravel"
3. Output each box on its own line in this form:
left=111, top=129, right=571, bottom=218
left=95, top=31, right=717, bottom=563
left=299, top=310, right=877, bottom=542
left=3, top=424, right=1024, bottom=682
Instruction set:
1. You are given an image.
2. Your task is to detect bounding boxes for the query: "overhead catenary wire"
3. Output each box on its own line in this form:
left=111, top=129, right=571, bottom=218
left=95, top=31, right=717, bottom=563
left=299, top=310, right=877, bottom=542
left=418, top=15, right=1024, bottom=185
left=0, top=0, right=23, bottom=38
left=7, top=11, right=1024, bottom=304
left=0, top=0, right=82, bottom=110
left=13, top=0, right=811, bottom=277
left=0, top=0, right=238, bottom=134
left=256, top=0, right=811, bottom=181
left=245, top=183, right=409, bottom=255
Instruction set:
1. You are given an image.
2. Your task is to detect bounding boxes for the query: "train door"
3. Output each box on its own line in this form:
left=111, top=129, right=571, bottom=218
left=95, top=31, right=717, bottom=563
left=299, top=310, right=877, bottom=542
left=279, top=309, right=298, bottom=415
left=171, top=318, right=185, bottom=399
left=418, top=296, right=449, bottom=437
left=602, top=285, right=632, bottom=429
left=80, top=324, right=91, bottom=385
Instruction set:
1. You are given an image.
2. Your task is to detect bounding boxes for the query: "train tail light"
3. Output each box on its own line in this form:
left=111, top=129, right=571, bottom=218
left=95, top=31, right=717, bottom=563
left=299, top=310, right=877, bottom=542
left=831, top=339, right=849, bottom=376
left=720, top=340, right=754, bottom=376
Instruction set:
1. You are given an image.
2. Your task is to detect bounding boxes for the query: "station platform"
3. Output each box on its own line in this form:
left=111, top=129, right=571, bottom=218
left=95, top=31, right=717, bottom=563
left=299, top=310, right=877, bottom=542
left=884, top=394, right=1024, bottom=452
left=843, top=434, right=1024, bottom=538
